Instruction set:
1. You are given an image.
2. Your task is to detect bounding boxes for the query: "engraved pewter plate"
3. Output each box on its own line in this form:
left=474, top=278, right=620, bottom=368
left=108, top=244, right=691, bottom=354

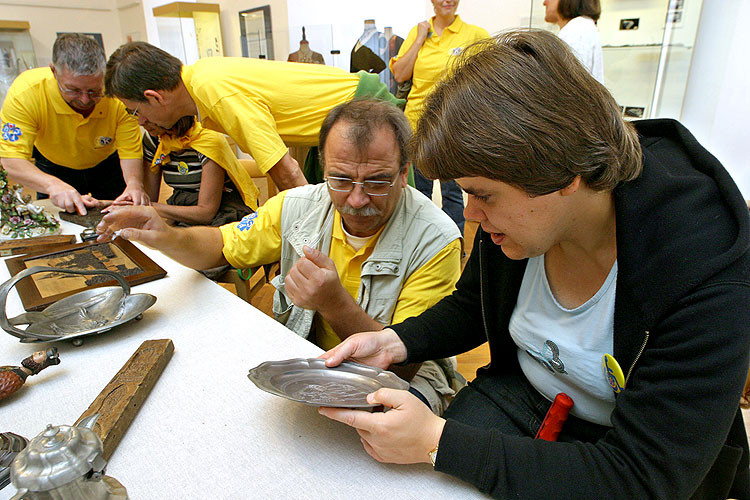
left=248, top=358, right=409, bottom=408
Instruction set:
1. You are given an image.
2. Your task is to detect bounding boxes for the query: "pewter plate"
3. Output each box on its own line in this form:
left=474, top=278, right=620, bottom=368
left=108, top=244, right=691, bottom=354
left=248, top=358, right=409, bottom=408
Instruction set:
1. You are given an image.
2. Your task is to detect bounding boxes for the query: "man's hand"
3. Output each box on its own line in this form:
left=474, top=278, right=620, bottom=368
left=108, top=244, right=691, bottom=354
left=320, top=328, right=408, bottom=370
left=113, top=183, right=150, bottom=207
left=285, top=245, right=346, bottom=313
left=318, top=388, right=445, bottom=465
left=48, top=183, right=88, bottom=215
left=96, top=205, right=172, bottom=249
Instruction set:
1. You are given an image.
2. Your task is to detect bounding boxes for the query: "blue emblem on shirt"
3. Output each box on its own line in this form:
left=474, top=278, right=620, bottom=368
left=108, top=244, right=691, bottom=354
left=237, top=212, right=258, bottom=231
left=97, top=136, right=113, bottom=146
left=451, top=47, right=463, bottom=56
left=2, top=123, right=22, bottom=142
left=154, top=154, right=166, bottom=167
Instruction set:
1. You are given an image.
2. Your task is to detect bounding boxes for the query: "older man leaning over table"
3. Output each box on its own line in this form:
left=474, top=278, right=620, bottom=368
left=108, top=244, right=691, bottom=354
left=0, top=33, right=147, bottom=215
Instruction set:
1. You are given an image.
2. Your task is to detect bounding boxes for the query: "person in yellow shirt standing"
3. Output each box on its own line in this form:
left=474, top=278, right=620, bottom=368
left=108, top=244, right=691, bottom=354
left=95, top=99, right=463, bottom=415
left=391, top=0, right=488, bottom=234
left=104, top=42, right=403, bottom=192
left=0, top=34, right=147, bottom=215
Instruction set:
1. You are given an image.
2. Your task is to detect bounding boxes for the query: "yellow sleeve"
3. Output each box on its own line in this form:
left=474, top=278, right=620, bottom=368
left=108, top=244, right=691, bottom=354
left=112, top=101, right=143, bottom=160
left=210, top=95, right=288, bottom=174
left=219, top=190, right=287, bottom=269
left=389, top=25, right=420, bottom=73
left=0, top=85, right=37, bottom=160
left=391, top=238, right=462, bottom=324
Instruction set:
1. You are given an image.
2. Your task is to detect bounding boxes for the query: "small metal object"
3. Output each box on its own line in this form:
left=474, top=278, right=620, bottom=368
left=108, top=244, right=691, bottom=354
left=80, top=228, right=98, bottom=242
left=0, top=266, right=156, bottom=345
left=0, top=432, right=28, bottom=491
left=9, top=415, right=128, bottom=499
left=248, top=358, right=409, bottom=408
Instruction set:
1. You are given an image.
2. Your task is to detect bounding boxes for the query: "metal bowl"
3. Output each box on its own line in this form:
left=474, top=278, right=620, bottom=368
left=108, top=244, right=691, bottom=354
left=0, top=266, right=156, bottom=345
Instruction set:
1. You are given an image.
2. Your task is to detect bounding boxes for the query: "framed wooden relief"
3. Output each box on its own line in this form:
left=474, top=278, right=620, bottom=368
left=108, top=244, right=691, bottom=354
left=5, top=237, right=166, bottom=311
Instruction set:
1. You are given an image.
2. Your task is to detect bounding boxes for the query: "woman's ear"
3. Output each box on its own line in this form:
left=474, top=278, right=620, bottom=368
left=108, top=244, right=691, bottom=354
left=560, top=175, right=582, bottom=196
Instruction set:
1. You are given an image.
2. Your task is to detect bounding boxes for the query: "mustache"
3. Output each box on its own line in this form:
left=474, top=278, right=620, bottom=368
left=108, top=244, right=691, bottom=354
left=338, top=205, right=382, bottom=216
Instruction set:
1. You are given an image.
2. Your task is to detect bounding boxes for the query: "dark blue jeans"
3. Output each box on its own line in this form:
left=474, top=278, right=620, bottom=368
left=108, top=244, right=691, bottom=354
left=414, top=166, right=464, bottom=235
left=443, top=371, right=610, bottom=442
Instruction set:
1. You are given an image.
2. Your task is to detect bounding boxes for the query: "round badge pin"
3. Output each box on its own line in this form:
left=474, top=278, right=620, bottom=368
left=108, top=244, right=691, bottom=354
left=178, top=161, right=189, bottom=175
left=602, top=353, right=625, bottom=394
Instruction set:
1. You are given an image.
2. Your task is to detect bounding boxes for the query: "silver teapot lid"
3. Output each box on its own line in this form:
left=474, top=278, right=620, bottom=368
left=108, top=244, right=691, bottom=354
left=10, top=415, right=107, bottom=492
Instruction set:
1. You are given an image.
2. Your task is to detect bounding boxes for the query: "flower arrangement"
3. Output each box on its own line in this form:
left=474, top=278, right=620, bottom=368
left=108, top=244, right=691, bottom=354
left=0, top=167, right=60, bottom=239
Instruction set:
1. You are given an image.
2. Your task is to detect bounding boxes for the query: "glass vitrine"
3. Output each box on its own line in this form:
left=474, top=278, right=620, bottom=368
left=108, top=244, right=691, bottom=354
left=153, top=2, right=224, bottom=65
left=0, top=20, right=36, bottom=106
left=529, top=0, right=702, bottom=120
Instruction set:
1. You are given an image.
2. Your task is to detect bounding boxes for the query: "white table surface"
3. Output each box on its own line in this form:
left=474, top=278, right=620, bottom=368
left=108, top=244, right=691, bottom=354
left=0, top=213, right=488, bottom=499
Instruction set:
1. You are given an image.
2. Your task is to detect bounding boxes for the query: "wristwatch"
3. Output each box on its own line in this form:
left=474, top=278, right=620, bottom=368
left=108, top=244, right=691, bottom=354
left=428, top=444, right=439, bottom=467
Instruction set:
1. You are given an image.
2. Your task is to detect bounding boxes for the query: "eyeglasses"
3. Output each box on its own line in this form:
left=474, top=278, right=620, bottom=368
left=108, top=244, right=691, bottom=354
left=126, top=104, right=140, bottom=119
left=325, top=175, right=399, bottom=196
left=56, top=80, right=104, bottom=99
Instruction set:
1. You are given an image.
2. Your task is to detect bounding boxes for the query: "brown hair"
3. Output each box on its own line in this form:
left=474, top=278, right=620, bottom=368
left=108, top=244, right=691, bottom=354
left=167, top=115, right=195, bottom=138
left=105, top=42, right=182, bottom=102
left=414, top=30, right=641, bottom=195
left=558, top=0, right=601, bottom=22
left=319, top=99, right=412, bottom=171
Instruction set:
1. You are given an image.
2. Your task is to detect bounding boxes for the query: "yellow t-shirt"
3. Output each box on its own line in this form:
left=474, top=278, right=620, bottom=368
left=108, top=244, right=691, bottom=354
left=219, top=192, right=462, bottom=349
left=390, top=16, right=489, bottom=129
left=0, top=67, right=142, bottom=169
left=181, top=58, right=360, bottom=174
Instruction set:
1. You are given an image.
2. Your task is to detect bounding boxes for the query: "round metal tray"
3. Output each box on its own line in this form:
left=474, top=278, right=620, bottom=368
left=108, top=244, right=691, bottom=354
left=0, top=266, right=156, bottom=345
left=248, top=358, right=409, bottom=408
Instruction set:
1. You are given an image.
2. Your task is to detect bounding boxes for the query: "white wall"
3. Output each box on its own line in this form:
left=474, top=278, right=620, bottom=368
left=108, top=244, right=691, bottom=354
left=682, top=0, right=750, bottom=198
left=0, top=0, right=124, bottom=64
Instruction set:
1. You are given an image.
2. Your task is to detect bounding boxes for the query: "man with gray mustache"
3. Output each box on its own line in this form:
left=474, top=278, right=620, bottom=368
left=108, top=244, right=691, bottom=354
left=96, top=99, right=464, bottom=414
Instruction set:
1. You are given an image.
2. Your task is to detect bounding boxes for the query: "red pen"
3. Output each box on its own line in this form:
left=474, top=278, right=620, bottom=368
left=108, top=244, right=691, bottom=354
left=535, top=392, right=574, bottom=441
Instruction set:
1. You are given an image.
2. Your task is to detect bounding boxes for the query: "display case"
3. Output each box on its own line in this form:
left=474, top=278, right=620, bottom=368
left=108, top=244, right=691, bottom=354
left=152, top=2, right=224, bottom=65
left=0, top=20, right=37, bottom=106
left=529, top=0, right=703, bottom=121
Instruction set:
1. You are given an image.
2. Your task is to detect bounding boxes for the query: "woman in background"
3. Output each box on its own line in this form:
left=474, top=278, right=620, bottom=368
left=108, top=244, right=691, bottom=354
left=390, top=0, right=488, bottom=235
left=544, top=0, right=604, bottom=83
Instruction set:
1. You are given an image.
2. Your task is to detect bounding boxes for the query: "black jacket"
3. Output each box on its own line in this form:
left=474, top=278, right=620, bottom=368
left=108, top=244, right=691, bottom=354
left=393, top=119, right=750, bottom=499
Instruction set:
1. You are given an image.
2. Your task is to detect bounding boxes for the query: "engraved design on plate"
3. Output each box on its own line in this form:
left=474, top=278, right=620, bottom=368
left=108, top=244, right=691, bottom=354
left=288, top=381, right=366, bottom=404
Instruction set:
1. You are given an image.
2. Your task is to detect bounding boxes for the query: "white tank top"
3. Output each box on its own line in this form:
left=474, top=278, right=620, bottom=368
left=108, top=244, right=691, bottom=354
left=509, top=255, right=617, bottom=426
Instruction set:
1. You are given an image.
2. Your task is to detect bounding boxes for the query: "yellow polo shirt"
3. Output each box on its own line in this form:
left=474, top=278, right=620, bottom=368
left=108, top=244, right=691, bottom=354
left=182, top=58, right=360, bottom=174
left=390, top=16, right=489, bottom=129
left=0, top=67, right=142, bottom=169
left=219, top=191, right=461, bottom=349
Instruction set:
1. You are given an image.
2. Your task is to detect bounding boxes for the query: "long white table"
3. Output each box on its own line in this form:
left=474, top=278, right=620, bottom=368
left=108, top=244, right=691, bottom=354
left=0, top=215, right=489, bottom=499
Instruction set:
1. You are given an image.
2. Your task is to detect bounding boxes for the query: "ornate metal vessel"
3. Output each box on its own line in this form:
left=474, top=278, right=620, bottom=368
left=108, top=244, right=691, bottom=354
left=0, top=266, right=156, bottom=345
left=9, top=415, right=127, bottom=499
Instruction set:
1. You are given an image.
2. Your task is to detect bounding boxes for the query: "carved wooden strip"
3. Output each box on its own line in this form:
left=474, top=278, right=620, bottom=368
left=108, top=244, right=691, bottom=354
left=75, top=339, right=174, bottom=460
left=0, top=235, right=76, bottom=256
